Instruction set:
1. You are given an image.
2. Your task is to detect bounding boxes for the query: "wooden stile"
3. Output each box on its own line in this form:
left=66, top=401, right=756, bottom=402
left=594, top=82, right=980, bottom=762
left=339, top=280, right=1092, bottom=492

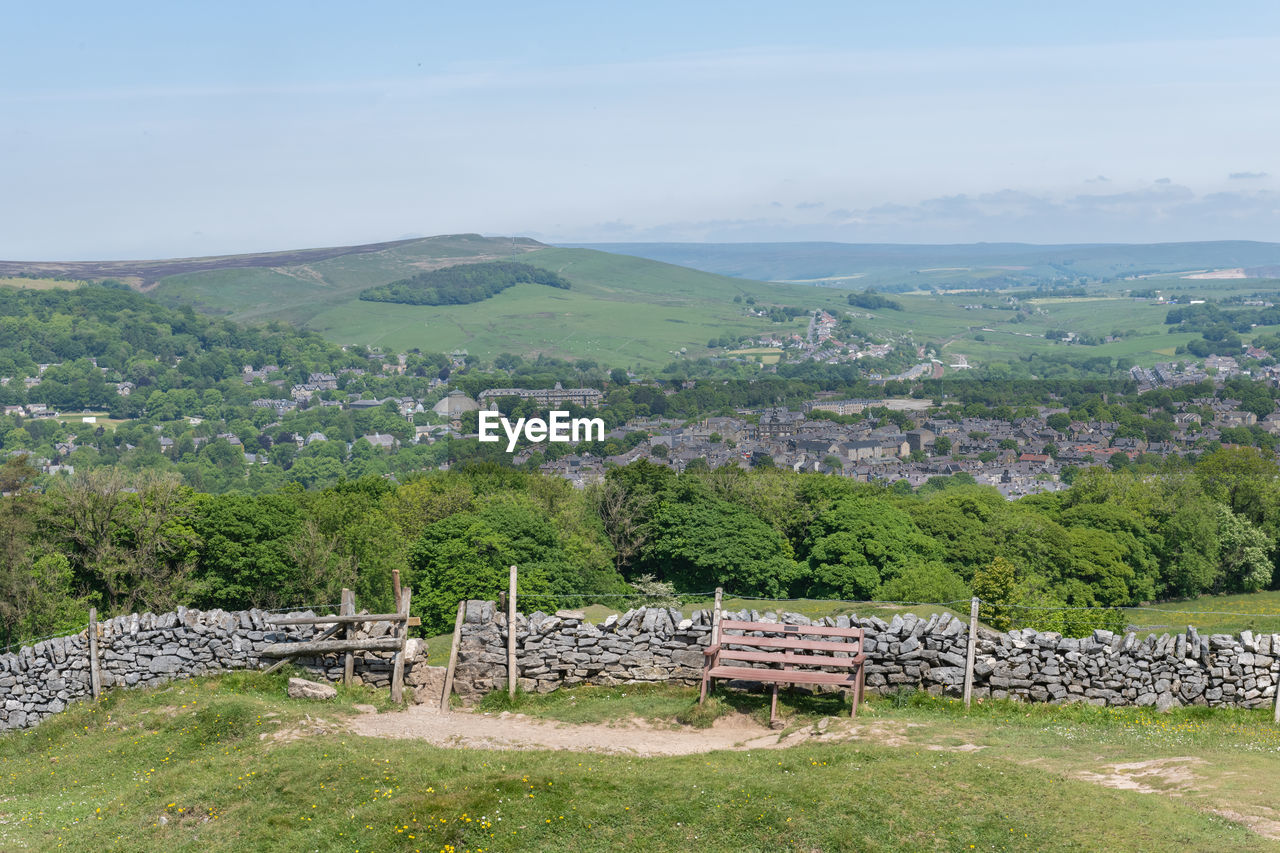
left=390, top=587, right=411, bottom=704
left=270, top=613, right=419, bottom=626
left=262, top=636, right=400, bottom=657
left=440, top=599, right=466, bottom=712
left=701, top=587, right=723, bottom=704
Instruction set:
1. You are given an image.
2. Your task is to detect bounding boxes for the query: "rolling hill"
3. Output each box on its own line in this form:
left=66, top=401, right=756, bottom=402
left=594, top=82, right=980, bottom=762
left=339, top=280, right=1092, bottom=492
left=9, top=234, right=1280, bottom=371
left=133, top=235, right=828, bottom=368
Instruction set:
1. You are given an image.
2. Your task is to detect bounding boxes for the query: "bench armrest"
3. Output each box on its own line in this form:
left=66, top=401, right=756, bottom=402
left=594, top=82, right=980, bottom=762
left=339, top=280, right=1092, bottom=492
left=702, top=644, right=720, bottom=657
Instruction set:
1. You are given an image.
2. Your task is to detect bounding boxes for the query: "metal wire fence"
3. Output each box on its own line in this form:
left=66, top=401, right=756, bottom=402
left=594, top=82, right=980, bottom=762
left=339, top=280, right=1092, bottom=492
left=5, top=591, right=1279, bottom=658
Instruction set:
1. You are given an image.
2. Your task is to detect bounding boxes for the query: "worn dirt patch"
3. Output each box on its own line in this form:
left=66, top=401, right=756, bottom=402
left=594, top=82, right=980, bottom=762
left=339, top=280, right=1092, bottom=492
left=347, top=705, right=933, bottom=757
left=1213, top=808, right=1280, bottom=841
left=1074, top=757, right=1203, bottom=795
left=927, top=742, right=986, bottom=753
left=268, top=714, right=341, bottom=743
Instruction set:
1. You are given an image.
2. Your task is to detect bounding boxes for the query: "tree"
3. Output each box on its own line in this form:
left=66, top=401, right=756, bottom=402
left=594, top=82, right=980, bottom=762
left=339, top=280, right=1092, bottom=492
left=972, top=556, right=1018, bottom=631
left=877, top=561, right=970, bottom=604
left=0, top=553, right=85, bottom=645
left=47, top=470, right=200, bottom=615
left=641, top=481, right=801, bottom=597
left=590, top=479, right=652, bottom=573
left=1215, top=505, right=1273, bottom=592
left=408, top=493, right=618, bottom=632
left=804, top=497, right=941, bottom=599
left=1046, top=412, right=1072, bottom=432
left=932, top=436, right=952, bottom=456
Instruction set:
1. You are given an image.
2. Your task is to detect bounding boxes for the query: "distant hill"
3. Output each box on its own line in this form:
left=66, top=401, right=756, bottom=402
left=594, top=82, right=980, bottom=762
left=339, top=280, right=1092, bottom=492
left=15, top=234, right=1280, bottom=371
left=567, top=241, right=1280, bottom=290
left=0, top=236, right=464, bottom=288
left=3, top=234, right=824, bottom=368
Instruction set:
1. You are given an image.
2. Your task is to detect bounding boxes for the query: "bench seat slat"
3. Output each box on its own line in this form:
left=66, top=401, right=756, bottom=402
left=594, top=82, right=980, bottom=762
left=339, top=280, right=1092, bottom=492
left=715, top=649, right=865, bottom=668
left=706, top=665, right=861, bottom=685
left=718, top=634, right=861, bottom=654
left=720, top=619, right=864, bottom=639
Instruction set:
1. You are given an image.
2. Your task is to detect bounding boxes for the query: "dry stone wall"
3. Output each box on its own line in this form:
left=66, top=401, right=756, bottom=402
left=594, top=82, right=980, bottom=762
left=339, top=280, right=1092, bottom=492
left=451, top=601, right=1280, bottom=712
left=0, top=606, right=434, bottom=732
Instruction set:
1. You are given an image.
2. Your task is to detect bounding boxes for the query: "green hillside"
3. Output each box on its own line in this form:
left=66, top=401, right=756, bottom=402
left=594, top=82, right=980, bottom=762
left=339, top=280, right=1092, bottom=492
left=150, top=238, right=827, bottom=368
left=63, top=234, right=1280, bottom=371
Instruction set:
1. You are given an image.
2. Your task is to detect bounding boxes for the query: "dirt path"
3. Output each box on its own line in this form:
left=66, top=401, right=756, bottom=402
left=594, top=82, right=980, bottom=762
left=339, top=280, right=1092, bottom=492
left=346, top=704, right=930, bottom=757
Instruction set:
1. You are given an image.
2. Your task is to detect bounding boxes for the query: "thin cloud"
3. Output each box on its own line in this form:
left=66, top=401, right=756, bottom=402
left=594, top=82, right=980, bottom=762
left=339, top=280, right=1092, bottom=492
left=555, top=186, right=1280, bottom=244
left=1229, top=171, right=1269, bottom=180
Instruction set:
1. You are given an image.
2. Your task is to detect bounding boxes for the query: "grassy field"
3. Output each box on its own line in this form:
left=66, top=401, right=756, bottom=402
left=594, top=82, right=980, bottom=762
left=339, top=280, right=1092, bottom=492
left=2, top=671, right=1277, bottom=852
left=1123, top=590, right=1280, bottom=636
left=0, top=276, right=85, bottom=290
left=55, top=411, right=131, bottom=430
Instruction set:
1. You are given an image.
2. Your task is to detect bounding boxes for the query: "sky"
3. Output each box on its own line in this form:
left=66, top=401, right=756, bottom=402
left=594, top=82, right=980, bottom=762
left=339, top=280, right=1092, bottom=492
left=3, top=1, right=1280, bottom=259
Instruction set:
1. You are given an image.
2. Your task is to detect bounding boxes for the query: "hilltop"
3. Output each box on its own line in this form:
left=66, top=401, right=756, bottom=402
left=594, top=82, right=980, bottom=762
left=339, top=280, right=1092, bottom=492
left=0, top=236, right=443, bottom=289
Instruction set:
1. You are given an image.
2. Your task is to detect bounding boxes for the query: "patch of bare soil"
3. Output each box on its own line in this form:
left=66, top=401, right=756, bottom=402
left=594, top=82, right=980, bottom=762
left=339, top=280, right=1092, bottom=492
left=1074, top=757, right=1203, bottom=795
left=346, top=705, right=942, bottom=757
left=1213, top=808, right=1280, bottom=841
left=269, top=714, right=343, bottom=743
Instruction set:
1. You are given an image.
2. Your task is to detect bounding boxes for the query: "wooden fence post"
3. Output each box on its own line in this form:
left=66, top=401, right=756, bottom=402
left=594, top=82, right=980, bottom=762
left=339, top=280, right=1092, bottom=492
left=508, top=565, right=518, bottom=699
left=390, top=587, right=412, bottom=704
left=88, top=608, right=101, bottom=701
left=963, top=596, right=979, bottom=710
left=1274, top=638, right=1280, bottom=723
left=711, top=587, right=723, bottom=648
left=340, top=588, right=355, bottom=687
left=440, top=599, right=466, bottom=712
left=392, top=569, right=402, bottom=611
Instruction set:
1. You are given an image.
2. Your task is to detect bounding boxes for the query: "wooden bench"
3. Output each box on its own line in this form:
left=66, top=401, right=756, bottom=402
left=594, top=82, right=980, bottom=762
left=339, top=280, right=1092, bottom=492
left=699, top=619, right=866, bottom=724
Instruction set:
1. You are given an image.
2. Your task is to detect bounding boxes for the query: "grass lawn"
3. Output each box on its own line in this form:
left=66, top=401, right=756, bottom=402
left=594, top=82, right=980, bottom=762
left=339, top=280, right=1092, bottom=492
left=1123, top=589, right=1280, bottom=635
left=2, top=672, right=1277, bottom=852
left=55, top=411, right=131, bottom=430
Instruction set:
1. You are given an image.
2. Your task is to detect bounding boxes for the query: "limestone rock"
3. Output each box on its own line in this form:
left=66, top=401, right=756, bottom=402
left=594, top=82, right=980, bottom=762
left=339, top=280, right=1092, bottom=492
left=288, top=677, right=337, bottom=700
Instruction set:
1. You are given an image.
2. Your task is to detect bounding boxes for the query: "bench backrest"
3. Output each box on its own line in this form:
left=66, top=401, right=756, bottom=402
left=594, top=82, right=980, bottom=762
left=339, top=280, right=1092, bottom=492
left=717, top=619, right=863, bottom=659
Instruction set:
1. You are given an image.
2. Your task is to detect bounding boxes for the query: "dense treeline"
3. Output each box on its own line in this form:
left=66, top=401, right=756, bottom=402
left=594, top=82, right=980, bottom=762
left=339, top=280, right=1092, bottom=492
left=5, top=447, right=1278, bottom=646
left=357, top=262, right=571, bottom=306
left=0, top=284, right=365, bottom=413
left=1166, top=301, right=1280, bottom=334
left=847, top=289, right=902, bottom=311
